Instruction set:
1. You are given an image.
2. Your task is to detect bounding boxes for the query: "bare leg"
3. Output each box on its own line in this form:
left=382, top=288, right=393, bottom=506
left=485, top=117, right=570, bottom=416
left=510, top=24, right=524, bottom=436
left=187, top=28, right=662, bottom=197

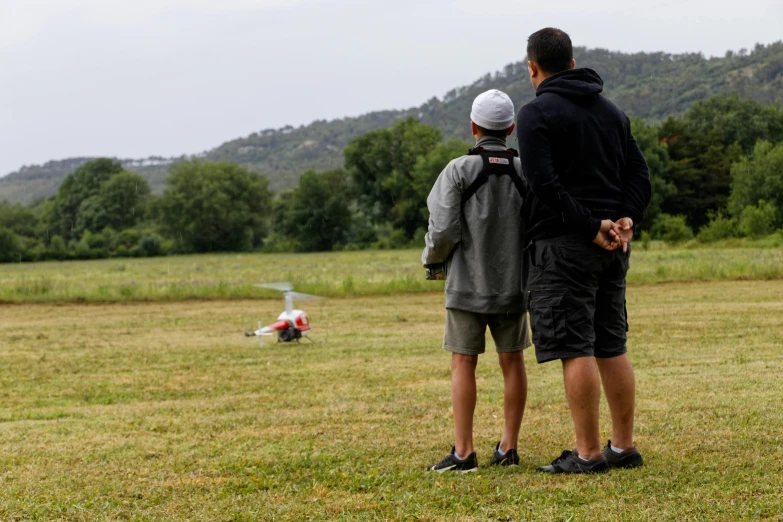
left=562, top=356, right=602, bottom=459
left=452, top=353, right=478, bottom=458
left=497, top=351, right=527, bottom=452
left=596, top=354, right=636, bottom=449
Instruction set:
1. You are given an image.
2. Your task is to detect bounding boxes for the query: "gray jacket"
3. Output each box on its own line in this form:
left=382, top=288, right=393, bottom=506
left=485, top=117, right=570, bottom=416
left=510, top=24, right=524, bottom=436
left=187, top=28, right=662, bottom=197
left=421, top=136, right=527, bottom=314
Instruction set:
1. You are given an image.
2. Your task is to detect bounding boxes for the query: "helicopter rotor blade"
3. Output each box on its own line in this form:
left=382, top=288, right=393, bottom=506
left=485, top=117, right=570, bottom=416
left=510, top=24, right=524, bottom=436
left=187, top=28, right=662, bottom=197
left=254, top=282, right=294, bottom=292
left=288, top=291, right=325, bottom=301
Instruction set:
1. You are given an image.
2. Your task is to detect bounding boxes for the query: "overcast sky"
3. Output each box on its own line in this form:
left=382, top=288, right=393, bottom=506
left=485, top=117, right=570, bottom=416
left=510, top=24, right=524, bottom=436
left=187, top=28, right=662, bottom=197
left=1, top=0, right=781, bottom=177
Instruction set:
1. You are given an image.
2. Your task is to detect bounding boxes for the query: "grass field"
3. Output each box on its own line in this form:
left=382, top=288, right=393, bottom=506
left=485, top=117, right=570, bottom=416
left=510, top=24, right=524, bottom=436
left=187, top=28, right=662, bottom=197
left=1, top=273, right=782, bottom=519
left=3, top=246, right=783, bottom=304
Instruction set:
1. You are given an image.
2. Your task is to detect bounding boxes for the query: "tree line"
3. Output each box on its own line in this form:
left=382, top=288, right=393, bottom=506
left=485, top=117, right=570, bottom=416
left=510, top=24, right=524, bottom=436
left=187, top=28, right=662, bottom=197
left=1, top=93, right=783, bottom=263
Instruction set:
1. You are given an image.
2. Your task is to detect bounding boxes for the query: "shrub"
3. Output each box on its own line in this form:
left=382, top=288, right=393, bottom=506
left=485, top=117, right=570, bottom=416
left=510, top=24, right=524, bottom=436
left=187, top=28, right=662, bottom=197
left=100, top=228, right=118, bottom=255
left=698, top=212, right=738, bottom=242
left=729, top=141, right=783, bottom=229
left=86, top=229, right=109, bottom=250
left=66, top=231, right=104, bottom=259
left=639, top=230, right=651, bottom=250
left=345, top=213, right=377, bottom=250
left=47, top=236, right=68, bottom=260
left=161, top=239, right=174, bottom=255
left=650, top=214, right=694, bottom=244
left=374, top=228, right=412, bottom=250
left=114, top=228, right=141, bottom=250
left=261, top=232, right=299, bottom=253
left=26, top=242, right=47, bottom=262
left=137, top=233, right=165, bottom=257
left=739, top=200, right=777, bottom=238
left=72, top=236, right=93, bottom=259
left=412, top=227, right=427, bottom=249
left=0, top=227, right=23, bottom=263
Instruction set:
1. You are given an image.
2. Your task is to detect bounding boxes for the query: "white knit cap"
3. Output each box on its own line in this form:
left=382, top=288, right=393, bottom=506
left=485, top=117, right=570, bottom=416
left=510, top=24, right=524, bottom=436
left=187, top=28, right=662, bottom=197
left=470, top=89, right=515, bottom=130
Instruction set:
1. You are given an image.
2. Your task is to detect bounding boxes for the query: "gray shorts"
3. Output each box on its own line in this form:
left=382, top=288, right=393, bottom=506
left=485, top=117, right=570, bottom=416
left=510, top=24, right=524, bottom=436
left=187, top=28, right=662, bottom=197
left=443, top=308, right=532, bottom=356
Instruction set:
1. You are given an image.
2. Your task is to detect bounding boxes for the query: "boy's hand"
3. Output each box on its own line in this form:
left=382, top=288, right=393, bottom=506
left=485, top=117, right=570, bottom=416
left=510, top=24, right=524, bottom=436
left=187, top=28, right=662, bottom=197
left=425, top=264, right=447, bottom=280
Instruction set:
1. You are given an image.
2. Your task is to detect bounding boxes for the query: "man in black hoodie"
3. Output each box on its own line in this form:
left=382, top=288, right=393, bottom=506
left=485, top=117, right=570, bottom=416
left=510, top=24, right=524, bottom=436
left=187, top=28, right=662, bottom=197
left=516, top=28, right=651, bottom=474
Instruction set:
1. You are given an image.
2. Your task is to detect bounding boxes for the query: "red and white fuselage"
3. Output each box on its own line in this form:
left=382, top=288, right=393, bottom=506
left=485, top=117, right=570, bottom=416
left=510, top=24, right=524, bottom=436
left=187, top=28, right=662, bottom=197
left=255, top=310, right=311, bottom=337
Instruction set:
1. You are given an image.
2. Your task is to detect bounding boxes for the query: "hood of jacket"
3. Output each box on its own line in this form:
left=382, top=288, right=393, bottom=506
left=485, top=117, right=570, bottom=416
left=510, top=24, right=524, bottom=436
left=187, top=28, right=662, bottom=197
left=536, top=68, right=604, bottom=103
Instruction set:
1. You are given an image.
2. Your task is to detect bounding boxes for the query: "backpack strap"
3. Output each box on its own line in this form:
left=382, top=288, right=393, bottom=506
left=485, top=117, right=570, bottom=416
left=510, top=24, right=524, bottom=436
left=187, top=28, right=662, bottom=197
left=462, top=148, right=527, bottom=204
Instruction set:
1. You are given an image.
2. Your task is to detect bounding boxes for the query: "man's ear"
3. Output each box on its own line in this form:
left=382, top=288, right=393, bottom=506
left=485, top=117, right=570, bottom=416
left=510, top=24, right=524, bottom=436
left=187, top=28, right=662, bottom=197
left=570, top=58, right=576, bottom=70
left=470, top=121, right=479, bottom=137
left=506, top=122, right=516, bottom=137
left=527, top=60, right=538, bottom=78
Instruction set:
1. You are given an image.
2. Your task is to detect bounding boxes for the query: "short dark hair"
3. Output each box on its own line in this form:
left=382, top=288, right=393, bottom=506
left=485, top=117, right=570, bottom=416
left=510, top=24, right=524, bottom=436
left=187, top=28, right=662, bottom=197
left=476, top=125, right=511, bottom=139
left=527, top=27, right=573, bottom=74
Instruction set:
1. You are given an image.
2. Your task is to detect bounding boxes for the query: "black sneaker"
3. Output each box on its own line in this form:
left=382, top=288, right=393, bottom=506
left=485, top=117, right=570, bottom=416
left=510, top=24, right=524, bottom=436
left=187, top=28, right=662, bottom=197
left=489, top=442, right=520, bottom=466
left=602, top=440, right=644, bottom=469
left=536, top=449, right=610, bottom=474
left=427, top=447, right=478, bottom=473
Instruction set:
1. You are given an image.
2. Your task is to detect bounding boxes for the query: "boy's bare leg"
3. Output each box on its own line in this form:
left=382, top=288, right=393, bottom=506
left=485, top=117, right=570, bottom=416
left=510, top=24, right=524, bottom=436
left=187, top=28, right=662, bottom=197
left=452, top=353, right=478, bottom=458
left=498, top=351, right=527, bottom=452
left=562, top=356, right=602, bottom=459
left=596, top=353, right=636, bottom=449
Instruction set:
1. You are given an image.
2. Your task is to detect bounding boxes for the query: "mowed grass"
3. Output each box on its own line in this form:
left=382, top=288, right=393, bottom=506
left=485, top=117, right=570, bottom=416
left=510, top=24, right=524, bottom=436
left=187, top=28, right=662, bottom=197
left=3, top=246, right=783, bottom=304
left=1, top=281, right=782, bottom=520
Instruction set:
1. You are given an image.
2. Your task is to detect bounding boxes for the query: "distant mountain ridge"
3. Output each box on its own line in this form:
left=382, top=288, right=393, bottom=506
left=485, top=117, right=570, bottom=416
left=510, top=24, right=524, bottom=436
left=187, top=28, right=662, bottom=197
left=3, top=42, right=782, bottom=205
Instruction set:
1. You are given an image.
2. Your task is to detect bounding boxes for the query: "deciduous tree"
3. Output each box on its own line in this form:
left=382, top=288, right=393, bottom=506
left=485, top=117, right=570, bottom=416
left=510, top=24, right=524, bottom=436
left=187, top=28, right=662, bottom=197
left=274, top=169, right=353, bottom=252
left=158, top=161, right=272, bottom=252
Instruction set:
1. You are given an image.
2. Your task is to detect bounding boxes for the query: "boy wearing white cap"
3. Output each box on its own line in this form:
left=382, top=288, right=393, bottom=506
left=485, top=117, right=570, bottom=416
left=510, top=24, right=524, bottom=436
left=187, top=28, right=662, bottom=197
left=423, top=89, right=530, bottom=472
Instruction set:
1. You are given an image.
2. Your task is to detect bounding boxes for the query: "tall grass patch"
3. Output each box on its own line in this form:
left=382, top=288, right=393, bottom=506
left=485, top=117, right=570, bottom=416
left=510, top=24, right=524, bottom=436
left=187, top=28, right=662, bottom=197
left=3, top=247, right=783, bottom=304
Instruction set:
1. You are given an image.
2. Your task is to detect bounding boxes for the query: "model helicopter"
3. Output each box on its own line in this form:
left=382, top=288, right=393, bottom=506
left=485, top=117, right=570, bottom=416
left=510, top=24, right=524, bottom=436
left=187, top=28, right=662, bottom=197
left=244, top=282, right=324, bottom=346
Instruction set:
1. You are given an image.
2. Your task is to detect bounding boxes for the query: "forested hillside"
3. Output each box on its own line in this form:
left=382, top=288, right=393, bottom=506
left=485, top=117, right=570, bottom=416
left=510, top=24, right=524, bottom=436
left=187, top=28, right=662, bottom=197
left=2, top=42, right=782, bottom=204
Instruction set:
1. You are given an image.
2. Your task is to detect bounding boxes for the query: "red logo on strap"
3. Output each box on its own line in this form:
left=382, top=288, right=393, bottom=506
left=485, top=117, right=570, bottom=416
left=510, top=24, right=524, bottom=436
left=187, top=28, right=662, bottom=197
left=489, top=157, right=510, bottom=165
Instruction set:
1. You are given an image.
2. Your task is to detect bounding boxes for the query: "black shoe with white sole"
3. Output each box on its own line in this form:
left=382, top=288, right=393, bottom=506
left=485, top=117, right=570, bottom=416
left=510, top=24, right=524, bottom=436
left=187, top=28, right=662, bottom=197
left=428, top=447, right=478, bottom=473
left=489, top=442, right=520, bottom=466
left=536, top=449, right=610, bottom=474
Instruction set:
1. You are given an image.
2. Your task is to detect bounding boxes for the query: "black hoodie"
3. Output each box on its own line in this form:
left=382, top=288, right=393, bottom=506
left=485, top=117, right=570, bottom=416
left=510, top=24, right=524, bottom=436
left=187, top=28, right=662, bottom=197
left=516, top=68, right=651, bottom=241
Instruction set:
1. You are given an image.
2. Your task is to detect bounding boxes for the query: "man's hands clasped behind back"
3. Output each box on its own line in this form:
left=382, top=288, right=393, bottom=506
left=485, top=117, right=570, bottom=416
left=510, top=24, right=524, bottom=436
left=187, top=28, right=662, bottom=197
left=593, top=218, right=634, bottom=253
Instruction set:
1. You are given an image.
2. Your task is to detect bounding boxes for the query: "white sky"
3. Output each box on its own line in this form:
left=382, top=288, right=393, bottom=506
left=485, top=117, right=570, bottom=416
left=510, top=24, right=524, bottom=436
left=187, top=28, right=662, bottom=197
left=1, top=0, right=781, bottom=176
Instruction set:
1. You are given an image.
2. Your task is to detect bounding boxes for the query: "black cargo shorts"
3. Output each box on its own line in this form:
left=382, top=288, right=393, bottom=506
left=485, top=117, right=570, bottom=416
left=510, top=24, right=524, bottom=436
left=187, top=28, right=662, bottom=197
left=527, top=235, right=630, bottom=364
